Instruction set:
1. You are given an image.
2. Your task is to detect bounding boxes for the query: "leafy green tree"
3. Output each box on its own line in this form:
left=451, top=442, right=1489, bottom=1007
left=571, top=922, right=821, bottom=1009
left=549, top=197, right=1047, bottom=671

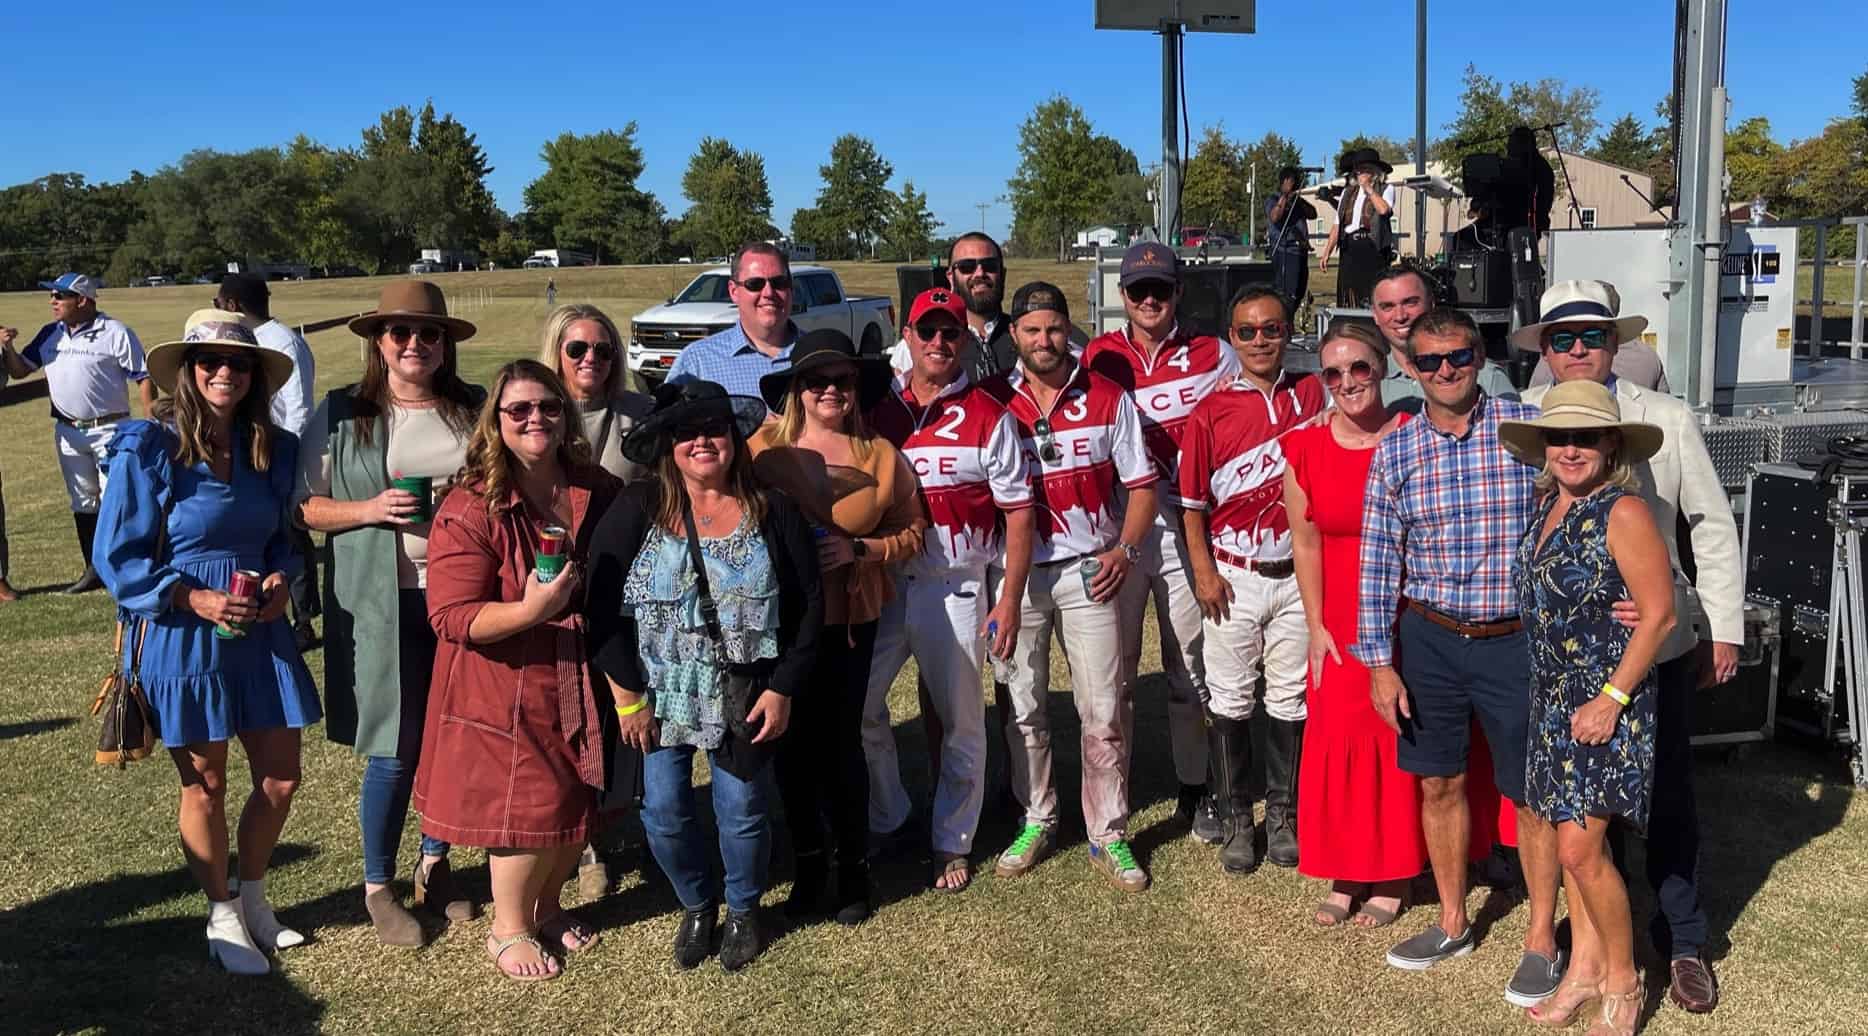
left=675, top=137, right=776, bottom=259
left=808, top=135, right=894, bottom=260
left=523, top=125, right=668, bottom=264
left=1589, top=114, right=1659, bottom=171
left=788, top=205, right=840, bottom=258
left=282, top=136, right=365, bottom=270
left=1779, top=119, right=1868, bottom=256
left=1, top=173, right=141, bottom=288
left=1724, top=116, right=1788, bottom=209
left=1854, top=64, right=1868, bottom=127
left=879, top=180, right=939, bottom=261
left=1336, top=133, right=1415, bottom=168
left=1008, top=96, right=1148, bottom=260
left=1435, top=65, right=1600, bottom=181
left=340, top=102, right=499, bottom=270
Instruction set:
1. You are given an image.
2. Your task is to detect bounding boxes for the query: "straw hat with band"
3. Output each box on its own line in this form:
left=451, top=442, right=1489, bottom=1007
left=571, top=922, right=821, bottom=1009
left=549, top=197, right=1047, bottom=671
left=621, top=378, right=767, bottom=466
left=1507, top=279, right=1647, bottom=352
left=347, top=279, right=477, bottom=341
left=145, top=309, right=295, bottom=397
left=1497, top=380, right=1664, bottom=468
left=758, top=328, right=891, bottom=415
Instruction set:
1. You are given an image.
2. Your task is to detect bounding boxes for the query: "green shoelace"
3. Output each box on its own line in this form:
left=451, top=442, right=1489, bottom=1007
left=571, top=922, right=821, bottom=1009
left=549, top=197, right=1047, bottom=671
left=1005, top=823, right=1046, bottom=858
left=1101, top=839, right=1140, bottom=873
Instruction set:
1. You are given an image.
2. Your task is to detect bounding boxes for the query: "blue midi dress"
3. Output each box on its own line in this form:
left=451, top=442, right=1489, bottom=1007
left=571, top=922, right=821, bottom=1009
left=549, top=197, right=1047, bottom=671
left=94, top=420, right=322, bottom=746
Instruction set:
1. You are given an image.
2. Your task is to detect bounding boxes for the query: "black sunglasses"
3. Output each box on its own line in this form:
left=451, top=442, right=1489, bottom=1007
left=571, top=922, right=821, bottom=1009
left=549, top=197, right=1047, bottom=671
left=1546, top=328, right=1614, bottom=354
left=1545, top=429, right=1607, bottom=448
left=913, top=323, right=964, bottom=344
left=1033, top=417, right=1063, bottom=464
left=498, top=399, right=566, bottom=421
left=951, top=258, right=1002, bottom=276
left=192, top=352, right=256, bottom=374
left=50, top=290, right=83, bottom=301
left=386, top=324, right=444, bottom=346
left=564, top=339, right=616, bottom=362
left=1233, top=322, right=1289, bottom=343
left=1412, top=347, right=1478, bottom=374
left=801, top=371, right=857, bottom=394
left=733, top=275, right=792, bottom=294
left=674, top=418, right=731, bottom=442
left=1124, top=281, right=1175, bottom=304
left=1320, top=360, right=1376, bottom=389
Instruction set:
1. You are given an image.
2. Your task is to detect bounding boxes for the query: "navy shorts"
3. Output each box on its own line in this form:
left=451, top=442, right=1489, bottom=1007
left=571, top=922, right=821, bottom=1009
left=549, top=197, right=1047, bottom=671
left=1393, top=607, right=1531, bottom=802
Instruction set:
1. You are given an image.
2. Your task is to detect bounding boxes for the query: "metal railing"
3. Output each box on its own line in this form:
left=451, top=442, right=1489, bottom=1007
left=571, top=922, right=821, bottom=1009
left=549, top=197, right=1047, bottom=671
left=1775, top=216, right=1868, bottom=357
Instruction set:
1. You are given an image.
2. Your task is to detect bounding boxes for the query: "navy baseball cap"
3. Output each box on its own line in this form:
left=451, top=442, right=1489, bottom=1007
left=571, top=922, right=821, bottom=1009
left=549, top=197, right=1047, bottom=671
left=1117, top=242, right=1179, bottom=288
left=41, top=272, right=99, bottom=299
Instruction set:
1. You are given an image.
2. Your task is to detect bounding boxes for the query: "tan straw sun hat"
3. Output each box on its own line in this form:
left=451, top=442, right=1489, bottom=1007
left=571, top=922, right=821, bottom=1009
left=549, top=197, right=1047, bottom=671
left=145, top=309, right=295, bottom=396
left=1496, top=380, right=1664, bottom=467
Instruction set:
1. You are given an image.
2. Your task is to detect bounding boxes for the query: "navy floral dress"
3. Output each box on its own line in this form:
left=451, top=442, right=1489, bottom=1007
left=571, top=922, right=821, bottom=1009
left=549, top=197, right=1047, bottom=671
left=1515, top=485, right=1657, bottom=829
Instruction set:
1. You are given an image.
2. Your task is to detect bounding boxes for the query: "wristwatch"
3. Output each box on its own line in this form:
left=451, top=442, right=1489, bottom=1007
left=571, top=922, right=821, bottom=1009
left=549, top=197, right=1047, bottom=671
left=852, top=539, right=870, bottom=560
left=1119, top=541, right=1143, bottom=565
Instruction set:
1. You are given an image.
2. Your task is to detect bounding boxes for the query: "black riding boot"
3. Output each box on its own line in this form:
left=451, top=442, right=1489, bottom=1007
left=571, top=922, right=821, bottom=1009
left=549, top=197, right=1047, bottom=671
left=1264, top=717, right=1305, bottom=868
left=1211, top=714, right=1258, bottom=874
left=63, top=511, right=103, bottom=594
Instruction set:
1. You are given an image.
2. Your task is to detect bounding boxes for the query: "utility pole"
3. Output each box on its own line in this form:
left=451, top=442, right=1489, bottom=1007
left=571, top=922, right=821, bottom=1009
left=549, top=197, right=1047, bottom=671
left=1415, top=0, right=1429, bottom=258
left=975, top=202, right=990, bottom=231
left=1159, top=23, right=1182, bottom=242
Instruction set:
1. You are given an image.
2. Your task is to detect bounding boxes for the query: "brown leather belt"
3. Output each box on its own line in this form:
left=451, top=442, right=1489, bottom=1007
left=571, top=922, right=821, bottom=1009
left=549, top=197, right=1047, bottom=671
left=1405, top=599, right=1522, bottom=639
left=1214, top=547, right=1294, bottom=579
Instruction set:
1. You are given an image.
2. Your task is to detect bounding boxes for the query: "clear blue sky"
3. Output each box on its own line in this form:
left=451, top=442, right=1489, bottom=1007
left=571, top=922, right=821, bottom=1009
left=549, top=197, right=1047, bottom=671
left=1, top=1, right=1857, bottom=242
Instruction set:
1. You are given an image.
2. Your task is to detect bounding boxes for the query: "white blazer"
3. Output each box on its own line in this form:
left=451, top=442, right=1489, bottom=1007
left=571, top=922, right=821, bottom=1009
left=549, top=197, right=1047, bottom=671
left=1522, top=379, right=1744, bottom=662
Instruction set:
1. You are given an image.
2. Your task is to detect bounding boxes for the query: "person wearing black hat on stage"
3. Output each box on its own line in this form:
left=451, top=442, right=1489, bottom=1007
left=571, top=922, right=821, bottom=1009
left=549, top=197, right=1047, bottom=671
left=750, top=329, right=926, bottom=926
left=1317, top=148, right=1398, bottom=307
left=586, top=379, right=822, bottom=972
left=217, top=273, right=321, bottom=650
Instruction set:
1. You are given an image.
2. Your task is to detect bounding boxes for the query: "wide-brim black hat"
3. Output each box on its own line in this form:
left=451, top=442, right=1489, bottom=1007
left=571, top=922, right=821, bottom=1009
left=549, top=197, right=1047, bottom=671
left=1340, top=147, right=1394, bottom=175
left=620, top=377, right=768, bottom=465
left=759, top=328, right=891, bottom=415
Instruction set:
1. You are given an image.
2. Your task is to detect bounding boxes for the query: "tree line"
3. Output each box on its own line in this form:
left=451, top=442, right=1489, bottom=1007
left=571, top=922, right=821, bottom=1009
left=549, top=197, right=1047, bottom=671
left=3, top=67, right=1864, bottom=289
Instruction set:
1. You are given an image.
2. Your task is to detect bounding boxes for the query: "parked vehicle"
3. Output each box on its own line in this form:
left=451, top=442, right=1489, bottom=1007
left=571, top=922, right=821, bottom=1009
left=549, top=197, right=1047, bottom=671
left=408, top=260, right=443, bottom=275
left=141, top=275, right=175, bottom=288
left=628, top=265, right=896, bottom=383
left=522, top=256, right=554, bottom=269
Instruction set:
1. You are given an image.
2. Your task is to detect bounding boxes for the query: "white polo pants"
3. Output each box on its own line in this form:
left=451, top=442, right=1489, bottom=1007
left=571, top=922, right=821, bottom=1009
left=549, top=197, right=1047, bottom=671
left=54, top=420, right=117, bottom=513
left=1117, top=517, right=1211, bottom=786
left=861, top=565, right=990, bottom=856
left=1203, top=562, right=1310, bottom=722
left=994, top=559, right=1133, bottom=847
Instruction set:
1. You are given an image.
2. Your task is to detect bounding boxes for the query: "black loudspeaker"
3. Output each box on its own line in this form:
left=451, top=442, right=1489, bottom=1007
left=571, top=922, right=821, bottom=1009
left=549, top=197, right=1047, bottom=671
left=1449, top=249, right=1513, bottom=308
left=896, top=265, right=948, bottom=320
left=1177, top=261, right=1276, bottom=338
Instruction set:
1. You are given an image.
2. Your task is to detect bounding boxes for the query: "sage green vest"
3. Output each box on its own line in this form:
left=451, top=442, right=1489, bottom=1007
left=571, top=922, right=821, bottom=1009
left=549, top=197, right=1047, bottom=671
left=318, top=385, right=482, bottom=757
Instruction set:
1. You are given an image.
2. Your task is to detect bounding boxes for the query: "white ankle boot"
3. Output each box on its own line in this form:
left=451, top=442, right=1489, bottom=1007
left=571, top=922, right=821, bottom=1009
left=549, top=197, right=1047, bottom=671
left=237, top=877, right=306, bottom=952
left=206, top=897, right=270, bottom=975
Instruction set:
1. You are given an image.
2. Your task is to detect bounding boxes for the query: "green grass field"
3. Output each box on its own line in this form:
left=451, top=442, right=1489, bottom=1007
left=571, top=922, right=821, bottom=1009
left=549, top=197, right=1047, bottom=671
left=1, top=265, right=1865, bottom=1034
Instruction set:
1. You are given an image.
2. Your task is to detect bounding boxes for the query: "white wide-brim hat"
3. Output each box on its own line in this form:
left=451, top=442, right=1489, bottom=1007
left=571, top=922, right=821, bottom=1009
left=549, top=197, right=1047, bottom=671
left=1508, top=279, right=1648, bottom=352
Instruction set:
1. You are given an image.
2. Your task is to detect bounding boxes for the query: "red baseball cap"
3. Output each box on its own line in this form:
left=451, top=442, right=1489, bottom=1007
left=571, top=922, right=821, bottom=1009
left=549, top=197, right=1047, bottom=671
left=907, top=286, right=967, bottom=326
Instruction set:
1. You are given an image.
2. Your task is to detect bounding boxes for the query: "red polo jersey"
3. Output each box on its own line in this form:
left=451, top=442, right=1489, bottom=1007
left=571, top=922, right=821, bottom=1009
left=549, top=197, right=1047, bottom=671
left=1083, top=324, right=1242, bottom=507
left=1176, top=372, right=1328, bottom=561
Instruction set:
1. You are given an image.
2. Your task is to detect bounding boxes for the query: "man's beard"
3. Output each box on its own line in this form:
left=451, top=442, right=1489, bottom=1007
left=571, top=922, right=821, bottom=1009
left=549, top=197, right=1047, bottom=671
left=963, top=280, right=1003, bottom=317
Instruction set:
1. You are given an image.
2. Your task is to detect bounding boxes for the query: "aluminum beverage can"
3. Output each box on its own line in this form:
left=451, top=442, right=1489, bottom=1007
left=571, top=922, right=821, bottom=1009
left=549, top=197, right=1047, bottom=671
left=216, top=569, right=262, bottom=639
left=1079, top=556, right=1102, bottom=598
left=536, top=524, right=569, bottom=583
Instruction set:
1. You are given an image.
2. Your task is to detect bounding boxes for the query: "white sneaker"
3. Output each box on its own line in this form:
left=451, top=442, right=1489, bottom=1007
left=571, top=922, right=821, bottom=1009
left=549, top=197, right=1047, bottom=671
left=236, top=877, right=305, bottom=952
left=206, top=898, right=270, bottom=975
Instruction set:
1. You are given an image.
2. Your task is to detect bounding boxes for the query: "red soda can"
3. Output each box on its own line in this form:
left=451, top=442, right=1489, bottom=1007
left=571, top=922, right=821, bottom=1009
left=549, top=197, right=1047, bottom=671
left=536, top=525, right=569, bottom=583
left=217, top=569, right=262, bottom=639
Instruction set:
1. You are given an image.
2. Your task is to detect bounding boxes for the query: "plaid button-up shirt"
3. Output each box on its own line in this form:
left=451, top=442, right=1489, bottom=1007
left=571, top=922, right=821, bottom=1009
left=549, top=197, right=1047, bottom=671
left=1351, top=393, right=1540, bottom=668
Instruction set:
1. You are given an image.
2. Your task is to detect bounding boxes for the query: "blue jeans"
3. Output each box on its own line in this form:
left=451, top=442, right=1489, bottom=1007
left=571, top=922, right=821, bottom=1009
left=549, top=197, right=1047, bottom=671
left=640, top=746, right=770, bottom=913
left=360, top=754, right=450, bottom=884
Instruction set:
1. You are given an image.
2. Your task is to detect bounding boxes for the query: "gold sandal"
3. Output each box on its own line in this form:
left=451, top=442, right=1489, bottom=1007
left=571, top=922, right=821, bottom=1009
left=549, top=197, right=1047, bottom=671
left=1584, top=979, right=1645, bottom=1036
left=1528, top=977, right=1603, bottom=1028
left=486, top=933, right=562, bottom=982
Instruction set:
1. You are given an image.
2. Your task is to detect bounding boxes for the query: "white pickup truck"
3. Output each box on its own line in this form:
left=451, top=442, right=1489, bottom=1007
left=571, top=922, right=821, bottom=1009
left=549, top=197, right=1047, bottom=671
left=628, top=265, right=896, bottom=382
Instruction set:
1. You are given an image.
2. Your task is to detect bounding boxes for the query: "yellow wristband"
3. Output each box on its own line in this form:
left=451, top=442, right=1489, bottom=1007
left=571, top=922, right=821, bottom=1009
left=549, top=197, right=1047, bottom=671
left=615, top=699, right=648, bottom=718
left=1600, top=682, right=1631, bottom=707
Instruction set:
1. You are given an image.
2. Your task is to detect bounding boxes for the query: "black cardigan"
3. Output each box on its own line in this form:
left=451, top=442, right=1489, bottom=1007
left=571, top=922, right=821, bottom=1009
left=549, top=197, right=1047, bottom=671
left=586, top=480, right=823, bottom=705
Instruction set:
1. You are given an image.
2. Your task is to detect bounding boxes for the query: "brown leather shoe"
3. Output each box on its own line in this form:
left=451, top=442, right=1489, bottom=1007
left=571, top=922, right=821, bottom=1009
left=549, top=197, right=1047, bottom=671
left=0, top=579, right=18, bottom=602
left=413, top=856, right=479, bottom=922
left=1668, top=956, right=1719, bottom=1013
left=364, top=887, right=424, bottom=947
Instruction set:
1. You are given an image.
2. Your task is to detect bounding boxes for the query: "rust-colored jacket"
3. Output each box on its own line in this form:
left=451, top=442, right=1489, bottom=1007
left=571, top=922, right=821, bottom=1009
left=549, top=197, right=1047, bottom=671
left=411, top=462, right=623, bottom=849
left=749, top=427, right=925, bottom=627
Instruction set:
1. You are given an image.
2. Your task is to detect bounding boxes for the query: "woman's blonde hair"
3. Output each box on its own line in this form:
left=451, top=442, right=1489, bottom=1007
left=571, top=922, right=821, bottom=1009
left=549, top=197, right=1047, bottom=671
left=455, top=359, right=592, bottom=515
left=537, top=303, right=641, bottom=401
left=153, top=346, right=274, bottom=472
left=1532, top=429, right=1640, bottom=494
left=770, top=372, right=875, bottom=462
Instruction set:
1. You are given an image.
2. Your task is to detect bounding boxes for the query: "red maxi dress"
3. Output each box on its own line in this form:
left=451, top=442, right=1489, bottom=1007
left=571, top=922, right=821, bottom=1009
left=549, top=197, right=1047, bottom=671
left=1285, top=419, right=1428, bottom=882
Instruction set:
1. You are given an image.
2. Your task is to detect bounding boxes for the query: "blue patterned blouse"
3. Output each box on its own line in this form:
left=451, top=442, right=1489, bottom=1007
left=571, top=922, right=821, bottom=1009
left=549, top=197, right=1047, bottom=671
left=621, top=516, right=780, bottom=749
